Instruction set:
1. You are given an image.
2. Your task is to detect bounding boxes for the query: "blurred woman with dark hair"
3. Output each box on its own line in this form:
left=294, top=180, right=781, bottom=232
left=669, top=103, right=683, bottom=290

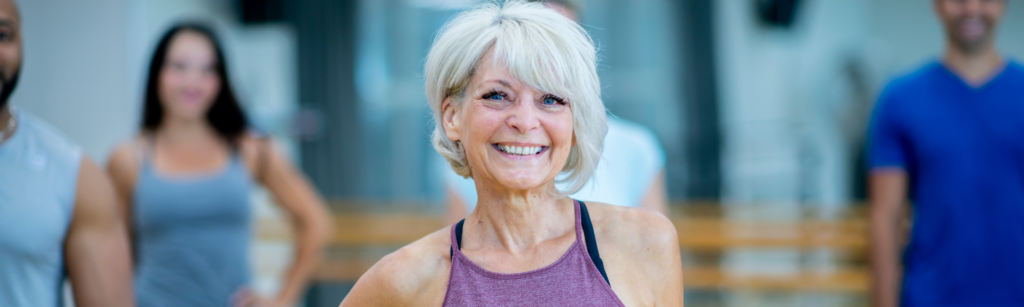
left=107, top=23, right=333, bottom=307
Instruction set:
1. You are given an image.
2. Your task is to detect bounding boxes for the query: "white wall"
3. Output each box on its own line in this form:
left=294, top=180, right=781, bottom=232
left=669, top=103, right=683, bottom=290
left=14, top=0, right=299, bottom=162
left=13, top=0, right=133, bottom=161
left=715, top=0, right=870, bottom=205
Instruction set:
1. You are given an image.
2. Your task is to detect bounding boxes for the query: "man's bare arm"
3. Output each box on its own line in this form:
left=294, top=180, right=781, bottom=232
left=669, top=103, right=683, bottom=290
left=65, top=157, right=135, bottom=307
left=869, top=169, right=909, bottom=307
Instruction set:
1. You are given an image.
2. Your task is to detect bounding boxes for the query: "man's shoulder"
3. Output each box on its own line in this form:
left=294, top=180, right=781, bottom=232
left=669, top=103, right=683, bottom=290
left=881, top=61, right=945, bottom=99
left=16, top=111, right=82, bottom=158
left=13, top=111, right=83, bottom=173
left=1004, top=59, right=1024, bottom=80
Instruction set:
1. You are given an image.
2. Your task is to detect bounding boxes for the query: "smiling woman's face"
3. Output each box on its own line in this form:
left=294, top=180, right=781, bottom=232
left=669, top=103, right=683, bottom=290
left=443, top=52, right=574, bottom=192
left=159, top=30, right=221, bottom=122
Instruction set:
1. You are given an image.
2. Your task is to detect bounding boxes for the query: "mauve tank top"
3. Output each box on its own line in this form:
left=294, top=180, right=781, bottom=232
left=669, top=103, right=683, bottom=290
left=443, top=199, right=625, bottom=306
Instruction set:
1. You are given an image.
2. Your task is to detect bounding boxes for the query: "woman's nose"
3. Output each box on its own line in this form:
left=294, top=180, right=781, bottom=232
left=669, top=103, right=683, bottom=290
left=506, top=97, right=540, bottom=134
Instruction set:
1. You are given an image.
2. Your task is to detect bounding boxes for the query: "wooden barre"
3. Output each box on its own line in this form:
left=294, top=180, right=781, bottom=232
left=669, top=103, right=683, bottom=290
left=683, top=267, right=868, bottom=292
left=255, top=208, right=871, bottom=291
left=257, top=216, right=868, bottom=251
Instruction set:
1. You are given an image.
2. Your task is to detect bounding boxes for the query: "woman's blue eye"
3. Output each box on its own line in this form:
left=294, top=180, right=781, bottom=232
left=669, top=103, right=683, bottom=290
left=543, top=97, right=559, bottom=105
left=485, top=93, right=504, bottom=101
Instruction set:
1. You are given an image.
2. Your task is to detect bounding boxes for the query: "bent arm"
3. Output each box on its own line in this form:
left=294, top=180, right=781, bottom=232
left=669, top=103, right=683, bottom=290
left=65, top=157, right=135, bottom=307
left=256, top=141, right=334, bottom=306
left=869, top=169, right=909, bottom=307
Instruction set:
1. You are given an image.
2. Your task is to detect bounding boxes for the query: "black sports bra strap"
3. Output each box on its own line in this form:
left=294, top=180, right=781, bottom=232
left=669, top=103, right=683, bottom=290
left=579, top=201, right=610, bottom=286
left=448, top=201, right=610, bottom=286
left=450, top=219, right=465, bottom=261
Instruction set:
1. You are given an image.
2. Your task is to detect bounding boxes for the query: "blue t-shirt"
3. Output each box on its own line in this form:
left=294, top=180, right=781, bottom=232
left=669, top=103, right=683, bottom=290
left=869, top=60, right=1024, bottom=306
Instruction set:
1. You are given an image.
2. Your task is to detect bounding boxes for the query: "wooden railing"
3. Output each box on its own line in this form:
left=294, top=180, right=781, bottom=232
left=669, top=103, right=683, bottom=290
left=257, top=202, right=869, bottom=292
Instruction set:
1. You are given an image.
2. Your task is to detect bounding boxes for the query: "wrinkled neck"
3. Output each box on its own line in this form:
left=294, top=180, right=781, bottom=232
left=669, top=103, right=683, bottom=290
left=470, top=180, right=575, bottom=253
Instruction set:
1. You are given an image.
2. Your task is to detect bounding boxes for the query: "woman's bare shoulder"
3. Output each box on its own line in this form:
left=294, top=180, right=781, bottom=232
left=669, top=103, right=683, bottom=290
left=587, top=202, right=675, bottom=237
left=584, top=202, right=678, bottom=259
left=107, top=135, right=149, bottom=176
left=340, top=226, right=454, bottom=306
left=584, top=202, right=683, bottom=304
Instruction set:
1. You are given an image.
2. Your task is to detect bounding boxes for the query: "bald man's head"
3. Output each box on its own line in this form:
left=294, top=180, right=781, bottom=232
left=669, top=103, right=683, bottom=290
left=0, top=0, right=20, bottom=108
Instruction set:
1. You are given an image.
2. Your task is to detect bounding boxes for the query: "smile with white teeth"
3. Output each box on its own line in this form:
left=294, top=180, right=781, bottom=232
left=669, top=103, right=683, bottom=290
left=496, top=144, right=545, bottom=156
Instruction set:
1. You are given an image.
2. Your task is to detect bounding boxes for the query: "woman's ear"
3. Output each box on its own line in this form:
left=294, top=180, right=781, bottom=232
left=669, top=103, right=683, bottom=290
left=442, top=97, right=461, bottom=142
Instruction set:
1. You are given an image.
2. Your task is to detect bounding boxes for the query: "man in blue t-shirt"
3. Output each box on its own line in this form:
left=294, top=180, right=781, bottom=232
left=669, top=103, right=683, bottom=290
left=868, top=0, right=1024, bottom=306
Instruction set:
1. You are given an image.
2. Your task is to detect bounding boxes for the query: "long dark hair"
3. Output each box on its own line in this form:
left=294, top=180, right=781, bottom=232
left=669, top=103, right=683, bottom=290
left=141, top=22, right=247, bottom=147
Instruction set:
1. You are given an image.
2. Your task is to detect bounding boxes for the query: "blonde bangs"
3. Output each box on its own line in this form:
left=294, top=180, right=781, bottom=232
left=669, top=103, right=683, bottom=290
left=426, top=0, right=607, bottom=195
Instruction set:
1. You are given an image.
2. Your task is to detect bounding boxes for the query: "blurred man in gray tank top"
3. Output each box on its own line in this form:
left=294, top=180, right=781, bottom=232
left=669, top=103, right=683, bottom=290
left=0, top=0, right=134, bottom=306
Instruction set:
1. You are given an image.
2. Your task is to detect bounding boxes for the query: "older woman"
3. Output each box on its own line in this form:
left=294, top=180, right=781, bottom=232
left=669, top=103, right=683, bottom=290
left=340, top=1, right=684, bottom=306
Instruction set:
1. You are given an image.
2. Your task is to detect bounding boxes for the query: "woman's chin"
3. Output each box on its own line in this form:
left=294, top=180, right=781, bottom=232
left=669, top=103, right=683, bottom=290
left=166, top=110, right=207, bottom=121
left=491, top=175, right=553, bottom=194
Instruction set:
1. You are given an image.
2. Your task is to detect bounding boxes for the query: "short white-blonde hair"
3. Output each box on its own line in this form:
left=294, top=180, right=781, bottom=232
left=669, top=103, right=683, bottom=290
left=425, top=0, right=606, bottom=195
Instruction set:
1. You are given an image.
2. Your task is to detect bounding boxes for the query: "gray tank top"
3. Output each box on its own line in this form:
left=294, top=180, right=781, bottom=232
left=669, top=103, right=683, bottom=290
left=132, top=145, right=253, bottom=307
left=0, top=110, right=82, bottom=307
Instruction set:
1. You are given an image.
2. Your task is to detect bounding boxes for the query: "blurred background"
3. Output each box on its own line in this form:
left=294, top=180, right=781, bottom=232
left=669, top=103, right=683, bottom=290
left=13, top=0, right=1023, bottom=306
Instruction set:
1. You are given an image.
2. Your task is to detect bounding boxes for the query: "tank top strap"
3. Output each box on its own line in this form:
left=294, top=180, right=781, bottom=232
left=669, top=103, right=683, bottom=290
left=137, top=134, right=157, bottom=172
left=449, top=219, right=465, bottom=261
left=577, top=200, right=610, bottom=285
left=572, top=199, right=584, bottom=241
left=136, top=135, right=246, bottom=174
left=449, top=200, right=580, bottom=261
left=442, top=199, right=623, bottom=306
left=449, top=200, right=608, bottom=286
left=229, top=149, right=246, bottom=167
